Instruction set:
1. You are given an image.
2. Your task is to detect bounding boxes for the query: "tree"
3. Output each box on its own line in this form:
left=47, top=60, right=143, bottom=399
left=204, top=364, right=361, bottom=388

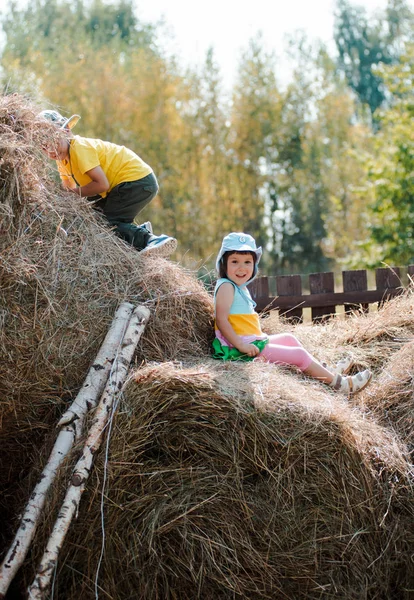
left=364, top=45, right=414, bottom=265
left=334, top=0, right=413, bottom=118
left=0, top=0, right=157, bottom=99
left=175, top=49, right=234, bottom=259
left=311, top=48, right=374, bottom=268
left=229, top=34, right=283, bottom=269
left=266, top=36, right=331, bottom=275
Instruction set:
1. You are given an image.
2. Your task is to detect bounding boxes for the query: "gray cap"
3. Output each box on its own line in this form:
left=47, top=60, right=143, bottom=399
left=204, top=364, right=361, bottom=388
left=38, top=110, right=80, bottom=130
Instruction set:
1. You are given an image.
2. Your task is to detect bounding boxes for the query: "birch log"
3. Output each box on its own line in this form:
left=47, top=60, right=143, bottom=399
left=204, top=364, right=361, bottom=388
left=0, top=302, right=134, bottom=600
left=58, top=301, right=135, bottom=439
left=28, top=305, right=150, bottom=600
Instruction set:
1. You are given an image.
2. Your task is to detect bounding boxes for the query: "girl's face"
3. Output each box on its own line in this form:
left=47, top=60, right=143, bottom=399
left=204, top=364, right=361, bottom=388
left=225, top=252, right=255, bottom=285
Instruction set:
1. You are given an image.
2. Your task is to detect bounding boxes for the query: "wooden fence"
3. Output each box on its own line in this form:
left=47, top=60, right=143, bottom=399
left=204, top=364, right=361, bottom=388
left=247, top=265, right=414, bottom=322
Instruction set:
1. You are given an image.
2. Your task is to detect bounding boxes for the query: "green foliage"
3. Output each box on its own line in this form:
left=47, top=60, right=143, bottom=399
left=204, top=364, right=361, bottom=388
left=0, top=0, right=157, bottom=98
left=1, top=0, right=412, bottom=275
left=364, top=45, right=414, bottom=265
left=230, top=35, right=282, bottom=262
left=334, top=0, right=413, bottom=117
left=311, top=48, right=374, bottom=269
left=2, top=0, right=155, bottom=55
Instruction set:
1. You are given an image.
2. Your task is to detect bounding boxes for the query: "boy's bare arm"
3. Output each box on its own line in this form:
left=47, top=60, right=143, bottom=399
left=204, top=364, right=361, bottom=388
left=66, top=166, right=109, bottom=198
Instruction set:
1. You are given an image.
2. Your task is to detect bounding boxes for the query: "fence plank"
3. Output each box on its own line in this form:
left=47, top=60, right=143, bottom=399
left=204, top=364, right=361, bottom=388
left=258, top=289, right=401, bottom=309
left=343, top=270, right=369, bottom=314
left=247, top=265, right=409, bottom=321
left=375, top=267, right=402, bottom=307
left=309, top=272, right=336, bottom=321
left=248, top=277, right=276, bottom=312
left=276, top=275, right=303, bottom=322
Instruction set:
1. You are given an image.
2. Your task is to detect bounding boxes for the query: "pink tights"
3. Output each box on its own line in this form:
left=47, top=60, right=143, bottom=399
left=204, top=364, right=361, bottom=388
left=256, top=333, right=314, bottom=371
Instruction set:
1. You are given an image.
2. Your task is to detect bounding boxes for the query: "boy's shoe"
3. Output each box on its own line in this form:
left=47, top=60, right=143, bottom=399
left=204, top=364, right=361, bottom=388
left=140, top=235, right=177, bottom=258
left=332, top=369, right=372, bottom=396
left=140, top=221, right=153, bottom=234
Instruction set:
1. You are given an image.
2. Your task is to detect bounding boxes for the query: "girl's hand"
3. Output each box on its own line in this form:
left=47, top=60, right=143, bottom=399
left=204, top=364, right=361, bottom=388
left=238, top=342, right=260, bottom=357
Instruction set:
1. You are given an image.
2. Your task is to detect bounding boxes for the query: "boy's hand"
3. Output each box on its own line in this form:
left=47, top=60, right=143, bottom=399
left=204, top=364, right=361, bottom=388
left=238, top=342, right=260, bottom=357
left=66, top=186, right=80, bottom=195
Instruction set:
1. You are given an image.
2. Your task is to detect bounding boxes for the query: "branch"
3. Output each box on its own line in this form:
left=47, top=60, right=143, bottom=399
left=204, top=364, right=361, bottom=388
left=27, top=305, right=150, bottom=600
left=0, top=302, right=134, bottom=600
left=58, top=301, right=135, bottom=439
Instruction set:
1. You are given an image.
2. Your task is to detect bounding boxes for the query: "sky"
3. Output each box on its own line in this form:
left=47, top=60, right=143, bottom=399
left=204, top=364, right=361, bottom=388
left=134, top=0, right=413, bottom=86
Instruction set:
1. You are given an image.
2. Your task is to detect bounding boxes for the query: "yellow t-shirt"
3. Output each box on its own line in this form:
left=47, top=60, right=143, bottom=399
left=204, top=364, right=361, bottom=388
left=57, top=136, right=152, bottom=198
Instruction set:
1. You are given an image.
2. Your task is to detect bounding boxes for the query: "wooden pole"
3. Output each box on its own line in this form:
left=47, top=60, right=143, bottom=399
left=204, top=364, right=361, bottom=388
left=58, top=302, right=135, bottom=439
left=0, top=302, right=134, bottom=599
left=28, top=305, right=150, bottom=600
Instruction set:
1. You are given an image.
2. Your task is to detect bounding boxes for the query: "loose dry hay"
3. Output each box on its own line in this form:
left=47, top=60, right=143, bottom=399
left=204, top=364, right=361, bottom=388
left=2, top=94, right=414, bottom=599
left=361, top=342, right=414, bottom=454
left=0, top=94, right=213, bottom=545
left=28, top=361, right=413, bottom=600
left=262, top=293, right=414, bottom=452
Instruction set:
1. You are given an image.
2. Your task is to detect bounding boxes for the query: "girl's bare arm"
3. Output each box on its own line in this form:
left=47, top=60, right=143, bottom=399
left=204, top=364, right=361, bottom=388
left=215, top=283, right=260, bottom=357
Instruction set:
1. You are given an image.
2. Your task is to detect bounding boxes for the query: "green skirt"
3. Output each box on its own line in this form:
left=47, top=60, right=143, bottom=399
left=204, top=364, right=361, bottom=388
left=211, top=337, right=269, bottom=362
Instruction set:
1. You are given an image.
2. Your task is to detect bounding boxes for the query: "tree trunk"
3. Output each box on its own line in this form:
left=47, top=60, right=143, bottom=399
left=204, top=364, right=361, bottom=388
left=0, top=302, right=135, bottom=599
left=27, top=305, right=150, bottom=600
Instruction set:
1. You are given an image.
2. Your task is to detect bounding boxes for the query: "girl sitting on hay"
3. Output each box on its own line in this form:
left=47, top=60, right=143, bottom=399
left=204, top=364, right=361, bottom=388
left=212, top=232, right=372, bottom=396
left=38, top=109, right=177, bottom=258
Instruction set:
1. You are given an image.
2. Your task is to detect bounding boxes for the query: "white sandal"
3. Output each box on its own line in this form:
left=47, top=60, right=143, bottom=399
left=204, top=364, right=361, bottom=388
left=335, top=356, right=355, bottom=375
left=323, top=355, right=355, bottom=375
left=331, top=370, right=372, bottom=396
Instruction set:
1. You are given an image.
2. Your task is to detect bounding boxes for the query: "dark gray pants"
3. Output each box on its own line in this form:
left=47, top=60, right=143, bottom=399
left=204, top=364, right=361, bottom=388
left=93, top=172, right=159, bottom=250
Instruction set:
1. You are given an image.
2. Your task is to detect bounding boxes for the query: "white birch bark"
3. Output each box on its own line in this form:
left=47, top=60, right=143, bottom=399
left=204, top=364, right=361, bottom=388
left=0, top=302, right=134, bottom=600
left=27, top=305, right=150, bottom=600
left=58, top=301, right=135, bottom=439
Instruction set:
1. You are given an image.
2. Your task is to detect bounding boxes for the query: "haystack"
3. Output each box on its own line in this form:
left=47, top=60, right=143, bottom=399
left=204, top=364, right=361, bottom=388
left=363, top=341, right=414, bottom=454
left=19, top=361, right=412, bottom=600
left=1, top=94, right=413, bottom=599
left=0, top=94, right=213, bottom=548
left=263, top=291, right=414, bottom=370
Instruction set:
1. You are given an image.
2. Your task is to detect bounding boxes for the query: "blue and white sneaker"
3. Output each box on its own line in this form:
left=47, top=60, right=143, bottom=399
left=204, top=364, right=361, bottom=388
left=140, top=235, right=177, bottom=257
left=140, top=221, right=153, bottom=234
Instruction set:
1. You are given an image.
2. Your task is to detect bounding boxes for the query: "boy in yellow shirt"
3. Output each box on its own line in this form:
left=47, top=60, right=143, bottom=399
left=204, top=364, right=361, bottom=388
left=39, top=109, right=177, bottom=257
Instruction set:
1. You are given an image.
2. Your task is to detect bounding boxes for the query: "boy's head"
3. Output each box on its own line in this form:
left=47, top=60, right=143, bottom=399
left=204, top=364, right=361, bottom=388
left=38, top=110, right=81, bottom=131
left=37, top=110, right=80, bottom=160
left=216, top=232, right=262, bottom=280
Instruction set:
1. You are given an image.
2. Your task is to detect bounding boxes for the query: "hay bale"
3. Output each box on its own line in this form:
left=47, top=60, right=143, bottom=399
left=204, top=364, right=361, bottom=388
left=0, top=94, right=213, bottom=546
left=24, top=361, right=413, bottom=600
left=360, top=342, right=414, bottom=455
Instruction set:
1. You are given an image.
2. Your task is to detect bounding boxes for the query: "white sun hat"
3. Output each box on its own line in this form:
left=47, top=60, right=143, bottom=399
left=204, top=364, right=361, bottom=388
left=215, top=232, right=262, bottom=276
